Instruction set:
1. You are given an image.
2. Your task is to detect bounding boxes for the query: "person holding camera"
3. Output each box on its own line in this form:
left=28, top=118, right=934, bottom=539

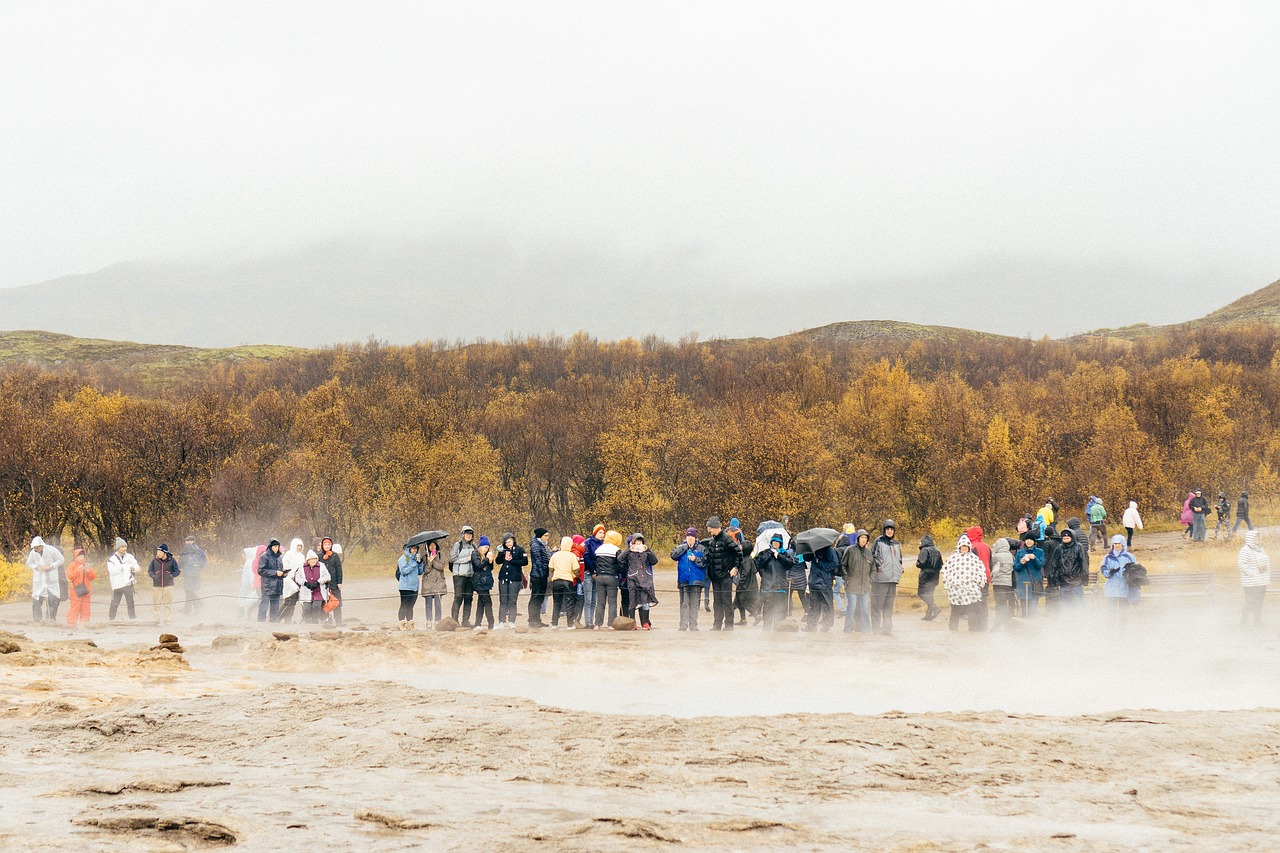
left=672, top=527, right=707, bottom=631
left=495, top=533, right=528, bottom=629
left=702, top=516, right=742, bottom=631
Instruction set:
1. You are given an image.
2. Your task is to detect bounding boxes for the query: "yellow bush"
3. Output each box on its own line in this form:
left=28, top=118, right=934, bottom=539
left=0, top=557, right=29, bottom=602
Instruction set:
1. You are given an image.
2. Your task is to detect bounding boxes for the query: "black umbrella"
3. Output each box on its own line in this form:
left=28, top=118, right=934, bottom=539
left=793, top=527, right=840, bottom=555
left=405, top=530, right=449, bottom=548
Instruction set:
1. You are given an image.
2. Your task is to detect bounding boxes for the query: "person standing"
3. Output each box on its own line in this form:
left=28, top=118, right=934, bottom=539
left=964, top=526, right=993, bottom=630
left=942, top=534, right=987, bottom=632
left=839, top=529, right=873, bottom=634
left=702, top=517, right=742, bottom=631
left=318, top=537, right=344, bottom=626
left=803, top=545, right=838, bottom=632
left=591, top=531, right=624, bottom=628
left=299, top=550, right=330, bottom=624
left=278, top=538, right=307, bottom=623
left=1100, top=535, right=1137, bottom=622
left=107, top=538, right=140, bottom=621
left=180, top=535, right=207, bottom=614
left=672, top=527, right=706, bottom=631
left=914, top=534, right=942, bottom=621
left=1122, top=500, right=1144, bottom=547
left=147, top=544, right=181, bottom=624
left=396, top=543, right=424, bottom=629
left=449, top=526, right=478, bottom=626
left=26, top=536, right=65, bottom=623
left=65, top=548, right=96, bottom=628
left=581, top=524, right=606, bottom=629
left=989, top=537, right=1017, bottom=630
left=495, top=533, right=528, bottom=629
left=1235, top=490, right=1253, bottom=533
left=1238, top=530, right=1270, bottom=627
left=733, top=532, right=759, bottom=626
left=869, top=520, right=903, bottom=635
left=1045, top=527, right=1087, bottom=605
left=420, top=540, right=448, bottom=629
left=622, top=532, right=659, bottom=630
left=549, top=537, right=579, bottom=629
left=1189, top=489, right=1209, bottom=542
left=471, top=537, right=496, bottom=630
left=1013, top=532, right=1045, bottom=618
left=1180, top=492, right=1195, bottom=539
left=1214, top=492, right=1233, bottom=540
left=527, top=528, right=551, bottom=628
left=257, top=539, right=286, bottom=623
left=1087, top=497, right=1108, bottom=551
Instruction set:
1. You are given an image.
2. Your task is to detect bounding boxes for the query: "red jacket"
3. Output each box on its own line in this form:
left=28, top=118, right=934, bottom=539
left=965, top=526, right=992, bottom=582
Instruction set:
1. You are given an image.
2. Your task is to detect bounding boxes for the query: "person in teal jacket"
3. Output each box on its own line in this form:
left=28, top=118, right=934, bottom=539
left=396, top=544, right=424, bottom=629
left=1013, top=531, right=1045, bottom=619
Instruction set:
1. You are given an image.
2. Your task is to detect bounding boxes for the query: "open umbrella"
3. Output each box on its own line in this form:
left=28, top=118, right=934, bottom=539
left=405, top=530, right=449, bottom=548
left=793, top=527, right=840, bottom=555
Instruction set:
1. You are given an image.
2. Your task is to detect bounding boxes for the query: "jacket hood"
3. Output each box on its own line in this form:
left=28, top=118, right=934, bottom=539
left=1111, top=534, right=1127, bottom=547
left=992, top=538, right=1010, bottom=555
left=882, top=519, right=896, bottom=533
left=72, top=548, right=86, bottom=562
left=1128, top=501, right=1138, bottom=510
left=1067, top=517, right=1083, bottom=530
left=1245, top=530, right=1263, bottom=549
left=502, top=533, right=516, bottom=547
left=956, top=534, right=973, bottom=550
left=290, top=538, right=305, bottom=551
left=30, top=536, right=44, bottom=549
left=856, top=529, right=869, bottom=547
left=919, top=534, right=935, bottom=548
left=964, top=526, right=984, bottom=542
left=559, top=536, right=575, bottom=550
left=604, top=530, right=624, bottom=548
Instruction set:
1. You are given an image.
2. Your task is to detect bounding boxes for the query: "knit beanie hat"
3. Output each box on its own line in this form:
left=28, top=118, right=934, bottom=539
left=114, top=537, right=127, bottom=549
left=533, top=527, right=548, bottom=539
left=707, top=516, right=722, bottom=528
left=686, top=527, right=698, bottom=537
left=478, top=536, right=491, bottom=547
left=729, top=518, right=740, bottom=530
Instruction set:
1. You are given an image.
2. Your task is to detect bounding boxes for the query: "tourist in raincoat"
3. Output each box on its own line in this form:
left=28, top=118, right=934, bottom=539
left=257, top=539, right=286, bottom=623
left=1122, top=500, right=1143, bottom=547
left=26, top=536, right=65, bottom=623
left=146, top=544, right=181, bottom=625
left=622, top=532, right=659, bottom=630
left=942, top=534, right=987, bottom=632
left=278, top=538, right=306, bottom=623
left=420, top=540, right=448, bottom=629
left=65, top=548, right=96, bottom=627
left=108, top=538, right=141, bottom=621
left=1100, top=534, right=1138, bottom=619
left=1238, top=530, right=1270, bottom=627
left=838, top=529, right=872, bottom=634
left=672, top=527, right=706, bottom=632
left=1013, top=531, right=1045, bottom=618
left=396, top=543, right=424, bottom=629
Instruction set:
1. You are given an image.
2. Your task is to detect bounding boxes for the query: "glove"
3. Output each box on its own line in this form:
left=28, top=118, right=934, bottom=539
left=305, top=581, right=320, bottom=590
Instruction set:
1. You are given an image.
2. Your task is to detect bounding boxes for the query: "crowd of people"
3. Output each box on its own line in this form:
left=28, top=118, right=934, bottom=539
left=15, top=491, right=1271, bottom=631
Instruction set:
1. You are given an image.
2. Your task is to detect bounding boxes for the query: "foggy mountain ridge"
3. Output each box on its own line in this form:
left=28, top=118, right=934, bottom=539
left=0, top=236, right=1268, bottom=349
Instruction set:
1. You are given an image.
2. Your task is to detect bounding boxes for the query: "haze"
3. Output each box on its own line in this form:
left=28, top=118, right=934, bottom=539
left=3, top=1, right=1279, bottom=344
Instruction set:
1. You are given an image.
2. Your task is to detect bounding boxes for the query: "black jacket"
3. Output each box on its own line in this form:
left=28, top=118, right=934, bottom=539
left=258, top=548, right=285, bottom=597
left=915, top=535, right=943, bottom=584
left=320, top=548, right=343, bottom=585
left=1189, top=496, right=1209, bottom=516
left=702, top=532, right=742, bottom=582
left=529, top=538, right=551, bottom=579
left=755, top=548, right=794, bottom=593
left=1047, top=540, right=1088, bottom=588
left=495, top=543, right=528, bottom=583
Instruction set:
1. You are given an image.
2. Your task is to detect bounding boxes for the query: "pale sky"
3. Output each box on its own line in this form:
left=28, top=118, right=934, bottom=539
left=3, top=1, right=1279, bottom=332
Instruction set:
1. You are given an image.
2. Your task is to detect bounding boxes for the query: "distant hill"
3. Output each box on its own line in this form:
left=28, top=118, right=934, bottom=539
left=781, top=320, right=1012, bottom=346
left=1080, top=277, right=1280, bottom=341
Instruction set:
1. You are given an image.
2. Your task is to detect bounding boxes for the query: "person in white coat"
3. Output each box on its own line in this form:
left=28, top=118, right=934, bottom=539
left=1121, top=501, right=1144, bottom=547
left=278, top=538, right=306, bottom=623
left=26, top=536, right=66, bottom=622
left=1238, top=530, right=1270, bottom=628
left=107, top=537, right=141, bottom=620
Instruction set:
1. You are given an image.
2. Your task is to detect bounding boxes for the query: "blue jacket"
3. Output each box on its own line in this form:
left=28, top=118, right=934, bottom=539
left=1013, top=545, right=1044, bottom=589
left=397, top=548, right=424, bottom=592
left=671, top=542, right=707, bottom=586
left=805, top=546, right=838, bottom=591
left=583, top=536, right=602, bottom=577
left=1100, top=547, right=1136, bottom=599
left=529, top=537, right=551, bottom=579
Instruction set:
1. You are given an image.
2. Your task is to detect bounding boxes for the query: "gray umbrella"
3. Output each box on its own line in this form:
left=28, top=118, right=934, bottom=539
left=405, top=530, right=449, bottom=548
left=793, top=527, right=840, bottom=555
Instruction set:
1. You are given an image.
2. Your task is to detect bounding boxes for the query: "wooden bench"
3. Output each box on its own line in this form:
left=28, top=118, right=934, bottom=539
left=1138, top=572, right=1215, bottom=599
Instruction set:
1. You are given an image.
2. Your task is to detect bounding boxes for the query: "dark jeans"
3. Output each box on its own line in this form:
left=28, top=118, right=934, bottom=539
left=1191, top=514, right=1207, bottom=542
left=550, top=579, right=575, bottom=626
left=917, top=577, right=939, bottom=615
left=498, top=580, right=521, bottom=623
left=594, top=574, right=621, bottom=628
left=1125, top=526, right=1135, bottom=546
left=1234, top=515, right=1253, bottom=532
left=108, top=586, right=136, bottom=620
left=679, top=584, right=703, bottom=630
left=257, top=593, right=281, bottom=622
left=620, top=585, right=632, bottom=619
left=422, top=594, right=442, bottom=621
left=711, top=578, right=734, bottom=629
left=1243, top=586, right=1265, bottom=626
left=451, top=575, right=473, bottom=624
left=32, top=592, right=59, bottom=622
left=762, top=589, right=788, bottom=629
left=278, top=593, right=299, bottom=623
left=806, top=587, right=834, bottom=630
left=992, top=586, right=1017, bottom=629
left=183, top=575, right=202, bottom=613
left=734, top=586, right=758, bottom=620
left=474, top=592, right=494, bottom=628
left=302, top=599, right=323, bottom=623
left=398, top=590, right=418, bottom=621
left=328, top=583, right=343, bottom=625
left=527, top=576, right=548, bottom=626
left=786, top=577, right=808, bottom=620
left=870, top=582, right=898, bottom=633
left=949, top=601, right=982, bottom=631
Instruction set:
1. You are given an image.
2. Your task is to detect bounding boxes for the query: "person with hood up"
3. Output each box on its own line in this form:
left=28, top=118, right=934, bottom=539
left=1235, top=490, right=1253, bottom=534
left=1189, top=489, right=1209, bottom=542
left=870, top=520, right=904, bottom=635
left=702, top=516, right=743, bottom=631
left=914, top=534, right=943, bottom=621
left=1214, top=492, right=1233, bottom=540
left=672, top=527, right=706, bottom=631
left=299, top=549, right=331, bottom=624
left=623, top=533, right=659, bottom=629
left=1086, top=497, right=1108, bottom=551
left=548, top=537, right=580, bottom=629
left=108, top=538, right=141, bottom=621
left=1035, top=499, right=1058, bottom=538
left=420, top=540, right=448, bottom=629
left=989, top=537, right=1017, bottom=630
left=396, top=543, right=424, bottom=629
left=1100, top=534, right=1138, bottom=619
left=1046, top=526, right=1088, bottom=604
left=1238, top=529, right=1270, bottom=627
left=838, top=528, right=873, bottom=634
left=318, top=537, right=344, bottom=626
left=570, top=535, right=588, bottom=622
left=942, top=534, right=987, bottom=631
left=592, top=530, right=625, bottom=629
left=785, top=541, right=808, bottom=621
left=1122, top=500, right=1144, bottom=546
left=278, top=538, right=306, bottom=623
left=732, top=525, right=759, bottom=626
left=147, top=544, right=181, bottom=624
left=471, top=536, right=496, bottom=630
left=755, top=532, right=794, bottom=630
left=802, top=544, right=838, bottom=632
left=1014, top=531, right=1045, bottom=618
left=65, top=548, right=97, bottom=627
left=495, top=533, right=528, bottom=629
left=964, top=525, right=993, bottom=630
left=257, top=540, right=286, bottom=622
left=449, top=526, right=478, bottom=626
left=26, top=536, right=66, bottom=623
left=1180, top=492, right=1195, bottom=539
left=180, top=535, right=207, bottom=615
left=527, top=528, right=551, bottom=628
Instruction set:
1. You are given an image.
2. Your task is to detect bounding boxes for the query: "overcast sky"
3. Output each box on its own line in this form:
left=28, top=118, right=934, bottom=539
left=3, top=1, right=1279, bottom=329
